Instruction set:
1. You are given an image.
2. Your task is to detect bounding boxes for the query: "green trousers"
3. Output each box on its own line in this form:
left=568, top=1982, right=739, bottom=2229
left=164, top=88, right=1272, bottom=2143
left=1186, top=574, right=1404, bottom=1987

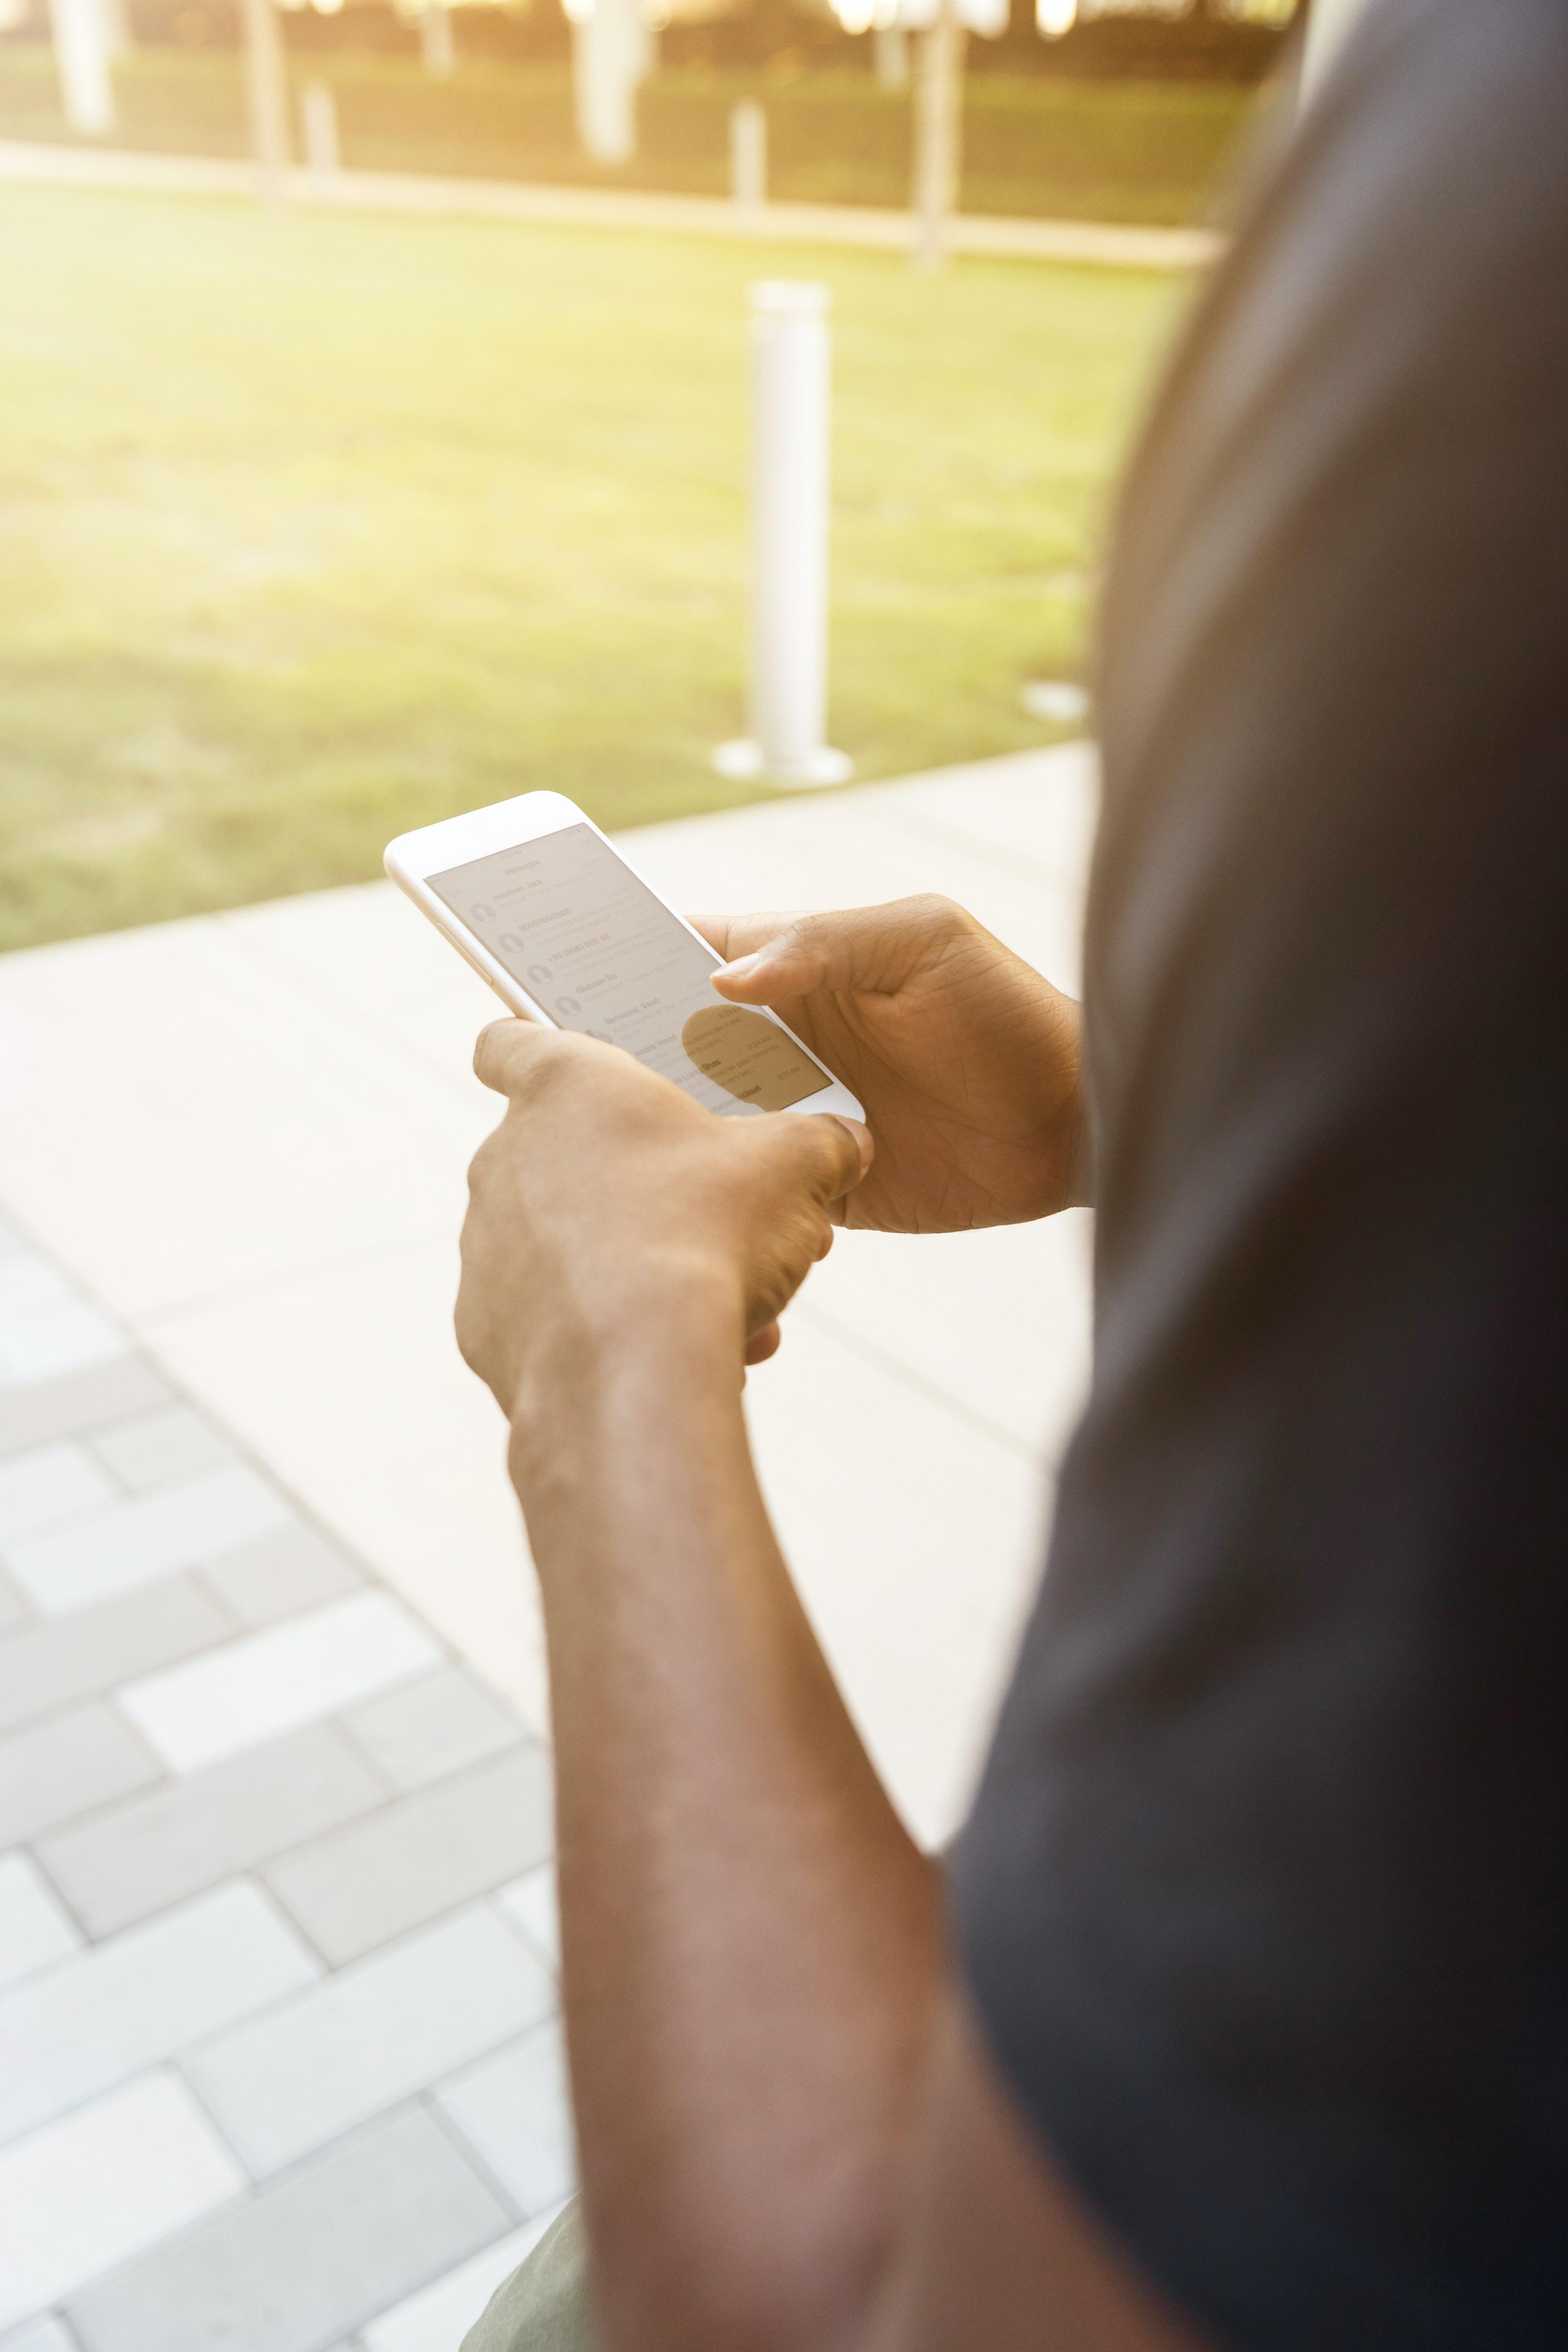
left=462, top=2203, right=598, bottom=2352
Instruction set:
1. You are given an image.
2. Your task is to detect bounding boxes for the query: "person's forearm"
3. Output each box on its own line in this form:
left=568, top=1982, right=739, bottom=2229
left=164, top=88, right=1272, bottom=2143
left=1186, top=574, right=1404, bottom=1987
left=510, top=1289, right=942, bottom=2352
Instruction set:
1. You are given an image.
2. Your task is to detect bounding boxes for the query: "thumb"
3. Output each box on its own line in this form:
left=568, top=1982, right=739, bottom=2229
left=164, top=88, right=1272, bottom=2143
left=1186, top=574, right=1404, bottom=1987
left=756, top=1110, right=872, bottom=1209
left=711, top=908, right=893, bottom=1004
left=825, top=1115, right=875, bottom=1190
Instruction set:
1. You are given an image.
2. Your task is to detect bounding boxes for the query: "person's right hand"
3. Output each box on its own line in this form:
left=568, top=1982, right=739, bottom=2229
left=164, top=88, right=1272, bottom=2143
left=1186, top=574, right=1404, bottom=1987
left=694, top=897, right=1086, bottom=1234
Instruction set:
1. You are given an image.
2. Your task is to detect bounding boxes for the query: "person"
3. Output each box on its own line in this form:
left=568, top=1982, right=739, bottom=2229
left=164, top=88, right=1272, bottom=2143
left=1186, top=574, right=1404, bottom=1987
left=458, top=0, right=1568, bottom=2343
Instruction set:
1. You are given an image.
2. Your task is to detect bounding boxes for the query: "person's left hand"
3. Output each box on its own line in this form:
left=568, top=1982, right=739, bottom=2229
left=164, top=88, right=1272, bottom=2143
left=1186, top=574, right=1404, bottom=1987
left=456, top=1020, right=873, bottom=1423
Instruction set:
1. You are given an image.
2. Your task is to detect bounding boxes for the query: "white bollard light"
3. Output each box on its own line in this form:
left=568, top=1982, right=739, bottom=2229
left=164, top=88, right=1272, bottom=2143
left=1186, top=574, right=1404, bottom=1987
left=240, top=0, right=289, bottom=209
left=568, top=0, right=651, bottom=168
left=301, top=79, right=340, bottom=192
left=49, top=0, right=115, bottom=136
left=420, top=0, right=456, bottom=76
left=714, top=283, right=852, bottom=791
left=874, top=23, right=908, bottom=90
left=911, top=0, right=964, bottom=272
left=729, top=99, right=765, bottom=215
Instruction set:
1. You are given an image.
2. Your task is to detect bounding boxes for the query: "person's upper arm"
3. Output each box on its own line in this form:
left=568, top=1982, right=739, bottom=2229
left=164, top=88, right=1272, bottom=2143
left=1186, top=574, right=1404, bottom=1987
left=867, top=1986, right=1214, bottom=2352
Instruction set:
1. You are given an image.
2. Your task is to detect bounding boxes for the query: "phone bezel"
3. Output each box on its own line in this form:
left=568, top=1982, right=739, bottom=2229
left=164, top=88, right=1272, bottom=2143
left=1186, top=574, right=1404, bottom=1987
left=384, top=791, right=866, bottom=1123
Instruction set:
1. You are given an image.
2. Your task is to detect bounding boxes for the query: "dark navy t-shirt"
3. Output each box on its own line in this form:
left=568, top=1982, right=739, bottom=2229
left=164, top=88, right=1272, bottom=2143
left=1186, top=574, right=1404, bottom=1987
left=955, top=4, right=1568, bottom=2346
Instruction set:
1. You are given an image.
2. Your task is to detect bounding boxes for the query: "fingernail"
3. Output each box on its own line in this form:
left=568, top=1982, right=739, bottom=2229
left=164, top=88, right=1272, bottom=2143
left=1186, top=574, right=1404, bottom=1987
left=718, top=953, right=763, bottom=982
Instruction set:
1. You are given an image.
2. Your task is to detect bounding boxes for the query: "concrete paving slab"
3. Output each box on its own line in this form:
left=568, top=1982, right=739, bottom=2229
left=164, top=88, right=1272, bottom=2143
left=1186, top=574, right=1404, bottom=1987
left=0, top=1578, right=232, bottom=1737
left=496, top=1867, right=558, bottom=1976
left=3, top=1466, right=296, bottom=1617
left=0, top=1261, right=125, bottom=1391
left=803, top=1211, right=1093, bottom=1458
left=184, top=1908, right=555, bottom=2179
left=0, top=1447, right=116, bottom=1547
left=141, top=1236, right=550, bottom=1732
left=745, top=1304, right=1049, bottom=1842
left=264, top=1743, right=554, bottom=1966
left=88, top=1408, right=239, bottom=1496
left=0, top=2075, right=245, bottom=2335
left=0, top=1857, right=82, bottom=1996
left=220, top=882, right=504, bottom=1107
left=119, top=1593, right=443, bottom=1775
left=0, top=1360, right=172, bottom=1464
left=0, top=1706, right=161, bottom=1852
left=64, top=2107, right=511, bottom=2352
left=344, top=1669, right=523, bottom=1796
left=37, top=1725, right=390, bottom=1941
left=435, top=2021, right=576, bottom=2222
left=0, top=1884, right=318, bottom=2149
left=0, top=2314, right=83, bottom=2352
left=200, top=1525, right=364, bottom=1631
left=0, top=921, right=493, bottom=1321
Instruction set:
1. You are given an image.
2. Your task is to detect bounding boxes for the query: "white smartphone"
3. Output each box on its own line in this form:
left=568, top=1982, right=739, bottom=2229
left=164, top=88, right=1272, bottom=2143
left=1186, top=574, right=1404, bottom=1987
left=385, top=791, right=865, bottom=1124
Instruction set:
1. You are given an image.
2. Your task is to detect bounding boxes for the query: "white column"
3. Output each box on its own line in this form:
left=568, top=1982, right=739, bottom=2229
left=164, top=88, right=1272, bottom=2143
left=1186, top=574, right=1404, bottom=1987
left=874, top=23, right=908, bottom=90
left=714, top=282, right=851, bottom=790
left=570, top=0, right=652, bottom=169
left=240, top=0, right=289, bottom=208
left=911, top=0, right=965, bottom=271
left=49, top=0, right=115, bottom=137
left=729, top=99, right=765, bottom=215
left=301, top=79, right=340, bottom=192
left=420, top=0, right=456, bottom=79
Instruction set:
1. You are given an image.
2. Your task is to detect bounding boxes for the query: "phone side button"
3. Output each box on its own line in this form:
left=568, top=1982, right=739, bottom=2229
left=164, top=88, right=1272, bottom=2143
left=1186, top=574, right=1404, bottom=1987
left=440, top=926, right=518, bottom=1012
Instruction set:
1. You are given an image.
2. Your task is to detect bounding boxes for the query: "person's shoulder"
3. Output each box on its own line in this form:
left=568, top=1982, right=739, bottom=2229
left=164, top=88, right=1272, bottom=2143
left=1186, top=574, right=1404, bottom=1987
left=1318, top=0, right=1568, bottom=136
left=1099, top=0, right=1568, bottom=761
left=1260, top=0, right=1568, bottom=285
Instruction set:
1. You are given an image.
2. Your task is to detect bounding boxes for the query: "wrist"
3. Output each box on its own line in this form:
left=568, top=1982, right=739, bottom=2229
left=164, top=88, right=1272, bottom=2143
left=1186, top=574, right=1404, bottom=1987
left=505, top=1254, right=744, bottom=1498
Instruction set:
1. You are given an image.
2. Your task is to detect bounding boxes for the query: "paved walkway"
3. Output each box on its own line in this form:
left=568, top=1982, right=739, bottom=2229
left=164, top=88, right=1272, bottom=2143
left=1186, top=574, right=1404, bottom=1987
left=0, top=745, right=1095, bottom=2352
left=0, top=140, right=1221, bottom=271
left=0, top=1271, right=567, bottom=2352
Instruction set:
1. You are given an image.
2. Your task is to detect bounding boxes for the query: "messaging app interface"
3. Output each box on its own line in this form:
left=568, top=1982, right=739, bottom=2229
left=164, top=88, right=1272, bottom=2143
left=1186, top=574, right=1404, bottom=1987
left=429, top=823, right=830, bottom=1117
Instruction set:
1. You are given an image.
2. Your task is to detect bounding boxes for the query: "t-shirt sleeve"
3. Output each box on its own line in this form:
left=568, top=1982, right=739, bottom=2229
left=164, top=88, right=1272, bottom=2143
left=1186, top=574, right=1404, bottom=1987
left=954, top=5, right=1568, bottom=2347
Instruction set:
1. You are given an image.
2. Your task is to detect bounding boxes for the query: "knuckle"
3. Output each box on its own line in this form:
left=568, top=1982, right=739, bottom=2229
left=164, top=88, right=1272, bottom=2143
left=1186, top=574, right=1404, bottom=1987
left=529, top=1028, right=618, bottom=1105
left=519, top=1046, right=569, bottom=1104
left=476, top=1018, right=599, bottom=1102
left=905, top=892, right=966, bottom=936
left=466, top=1138, right=495, bottom=1200
left=452, top=1284, right=484, bottom=1373
left=472, top=1019, right=513, bottom=1085
left=503, top=1028, right=586, bottom=1107
left=768, top=911, right=841, bottom=986
left=785, top=908, right=846, bottom=955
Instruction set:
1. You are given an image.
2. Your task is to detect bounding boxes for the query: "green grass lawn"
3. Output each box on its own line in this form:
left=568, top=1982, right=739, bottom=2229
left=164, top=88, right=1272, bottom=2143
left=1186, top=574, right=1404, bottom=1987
left=0, top=181, right=1184, bottom=953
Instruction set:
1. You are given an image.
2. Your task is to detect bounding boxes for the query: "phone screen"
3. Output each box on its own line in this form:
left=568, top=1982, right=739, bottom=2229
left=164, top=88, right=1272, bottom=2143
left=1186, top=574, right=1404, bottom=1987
left=428, top=823, right=830, bottom=1118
